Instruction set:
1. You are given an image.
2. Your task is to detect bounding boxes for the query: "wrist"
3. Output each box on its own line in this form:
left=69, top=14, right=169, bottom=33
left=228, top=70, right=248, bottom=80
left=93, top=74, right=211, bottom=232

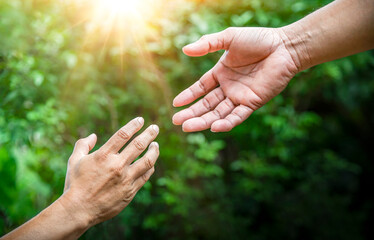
left=278, top=22, right=313, bottom=72
left=57, top=190, right=95, bottom=231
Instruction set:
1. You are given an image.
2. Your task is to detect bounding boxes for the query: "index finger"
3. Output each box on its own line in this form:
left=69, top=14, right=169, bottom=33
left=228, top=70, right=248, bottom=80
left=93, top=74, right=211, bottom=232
left=120, top=124, right=159, bottom=164
left=100, top=117, right=144, bottom=154
left=173, top=69, right=218, bottom=107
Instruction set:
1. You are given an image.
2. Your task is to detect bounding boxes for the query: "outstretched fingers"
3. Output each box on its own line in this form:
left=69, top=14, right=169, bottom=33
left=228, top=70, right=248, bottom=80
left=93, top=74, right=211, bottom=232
left=172, top=87, right=225, bottom=125
left=130, top=142, right=159, bottom=180
left=133, top=167, right=155, bottom=191
left=211, top=105, right=253, bottom=132
left=182, top=98, right=236, bottom=132
left=173, top=70, right=218, bottom=107
left=174, top=28, right=237, bottom=108
left=100, top=117, right=144, bottom=154
left=120, top=125, right=159, bottom=164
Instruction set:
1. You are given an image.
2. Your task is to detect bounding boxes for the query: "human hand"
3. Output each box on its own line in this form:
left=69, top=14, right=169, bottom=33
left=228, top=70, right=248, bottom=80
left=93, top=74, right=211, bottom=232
left=172, top=27, right=300, bottom=132
left=60, top=117, right=159, bottom=228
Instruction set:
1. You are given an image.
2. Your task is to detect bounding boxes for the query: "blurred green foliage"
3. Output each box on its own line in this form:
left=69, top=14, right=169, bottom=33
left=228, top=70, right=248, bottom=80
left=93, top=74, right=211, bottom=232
left=1, top=0, right=374, bottom=239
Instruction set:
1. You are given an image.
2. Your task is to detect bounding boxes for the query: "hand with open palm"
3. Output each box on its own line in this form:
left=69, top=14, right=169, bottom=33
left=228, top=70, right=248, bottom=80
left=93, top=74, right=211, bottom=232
left=172, top=27, right=300, bottom=132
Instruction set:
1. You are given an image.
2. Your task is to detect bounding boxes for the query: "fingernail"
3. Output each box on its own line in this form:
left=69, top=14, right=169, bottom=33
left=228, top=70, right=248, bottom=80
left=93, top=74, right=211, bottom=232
left=152, top=125, right=159, bottom=133
left=137, top=117, right=144, bottom=125
left=152, top=142, right=159, bottom=148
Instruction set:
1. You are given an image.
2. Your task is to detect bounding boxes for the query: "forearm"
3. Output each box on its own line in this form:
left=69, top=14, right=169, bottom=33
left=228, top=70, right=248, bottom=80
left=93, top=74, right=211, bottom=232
left=280, top=0, right=374, bottom=72
left=1, top=193, right=91, bottom=240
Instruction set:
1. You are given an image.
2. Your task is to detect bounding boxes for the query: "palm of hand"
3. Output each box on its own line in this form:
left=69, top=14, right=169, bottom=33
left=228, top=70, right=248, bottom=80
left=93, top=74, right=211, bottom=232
left=173, top=28, right=298, bottom=132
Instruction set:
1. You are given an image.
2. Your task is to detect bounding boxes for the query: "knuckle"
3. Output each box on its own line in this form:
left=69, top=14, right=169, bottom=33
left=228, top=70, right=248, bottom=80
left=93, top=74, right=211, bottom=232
left=149, top=129, right=157, bottom=138
left=110, top=165, right=123, bottom=178
left=122, top=176, right=132, bottom=187
left=117, top=129, right=130, bottom=141
left=144, top=157, right=153, bottom=169
left=133, top=139, right=146, bottom=151
left=123, top=193, right=134, bottom=203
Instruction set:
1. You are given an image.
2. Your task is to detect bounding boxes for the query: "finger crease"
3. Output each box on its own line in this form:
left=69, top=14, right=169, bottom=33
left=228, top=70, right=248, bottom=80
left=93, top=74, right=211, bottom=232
left=232, top=111, right=244, bottom=121
left=218, top=38, right=224, bottom=50
left=213, top=109, right=222, bottom=119
left=249, top=89, right=265, bottom=110
left=202, top=98, right=212, bottom=111
left=207, top=41, right=213, bottom=53
left=123, top=195, right=133, bottom=203
left=198, top=80, right=206, bottom=93
left=190, top=107, right=198, bottom=118
left=117, top=130, right=130, bottom=141
left=202, top=117, right=209, bottom=127
left=224, top=99, right=234, bottom=109
left=189, top=88, right=198, bottom=99
left=213, top=88, right=224, bottom=102
left=134, top=140, right=145, bottom=151
left=211, top=71, right=219, bottom=84
left=145, top=157, right=153, bottom=169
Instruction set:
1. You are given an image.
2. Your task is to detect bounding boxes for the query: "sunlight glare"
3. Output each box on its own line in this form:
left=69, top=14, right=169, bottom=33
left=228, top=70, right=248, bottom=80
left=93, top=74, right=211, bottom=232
left=99, top=0, right=141, bottom=16
left=68, top=0, right=164, bottom=59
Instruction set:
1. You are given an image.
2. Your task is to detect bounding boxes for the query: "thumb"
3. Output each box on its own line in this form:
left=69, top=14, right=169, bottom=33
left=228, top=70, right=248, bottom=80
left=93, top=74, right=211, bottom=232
left=182, top=28, right=235, bottom=57
left=70, top=133, right=97, bottom=162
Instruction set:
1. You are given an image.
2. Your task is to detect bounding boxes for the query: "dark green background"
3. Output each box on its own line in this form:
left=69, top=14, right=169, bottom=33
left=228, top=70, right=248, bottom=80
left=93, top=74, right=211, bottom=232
left=1, top=0, right=374, bottom=239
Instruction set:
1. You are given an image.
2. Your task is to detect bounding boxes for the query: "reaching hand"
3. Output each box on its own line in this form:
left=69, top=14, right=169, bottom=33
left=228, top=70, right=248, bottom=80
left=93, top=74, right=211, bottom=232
left=61, top=117, right=159, bottom=227
left=172, top=27, right=299, bottom=132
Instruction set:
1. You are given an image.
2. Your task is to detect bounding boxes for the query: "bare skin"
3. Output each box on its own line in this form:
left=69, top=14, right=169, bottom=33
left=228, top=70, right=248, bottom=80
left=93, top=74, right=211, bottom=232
left=1, top=117, right=160, bottom=240
left=173, top=0, right=374, bottom=132
left=1, top=0, right=374, bottom=238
